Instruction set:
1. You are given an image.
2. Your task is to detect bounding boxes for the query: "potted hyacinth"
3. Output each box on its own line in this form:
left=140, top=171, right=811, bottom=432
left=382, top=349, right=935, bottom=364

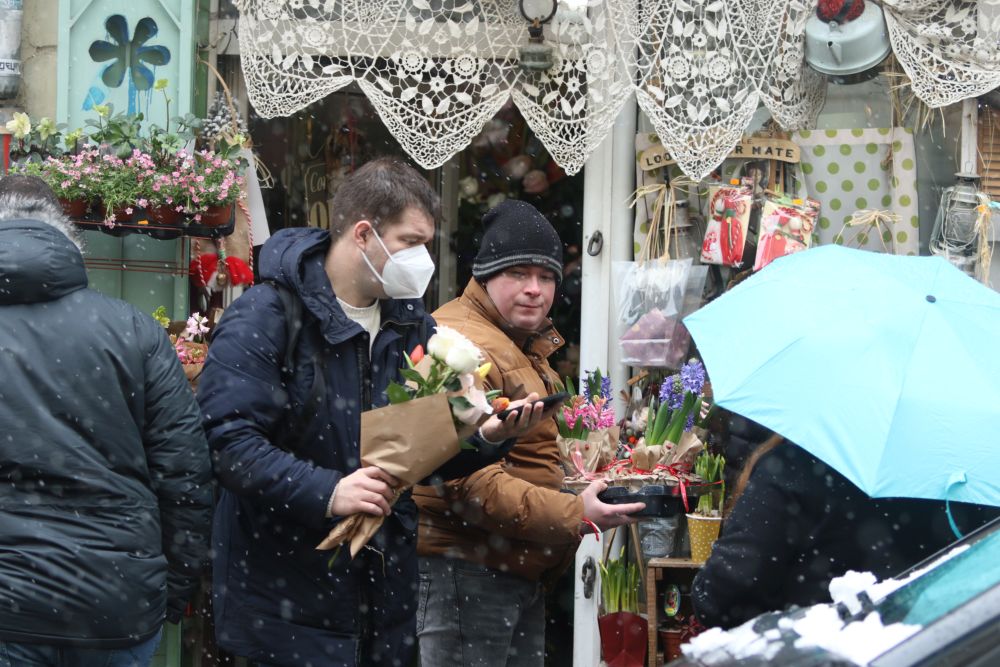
left=600, top=360, right=711, bottom=518
left=686, top=450, right=725, bottom=563
left=555, top=368, right=619, bottom=481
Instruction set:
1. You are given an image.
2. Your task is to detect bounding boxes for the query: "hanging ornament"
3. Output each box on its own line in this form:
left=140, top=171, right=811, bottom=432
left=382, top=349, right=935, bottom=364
left=190, top=251, right=254, bottom=292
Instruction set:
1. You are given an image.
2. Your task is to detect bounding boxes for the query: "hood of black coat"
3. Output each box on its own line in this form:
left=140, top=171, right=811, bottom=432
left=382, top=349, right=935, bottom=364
left=257, top=227, right=427, bottom=345
left=0, top=218, right=87, bottom=305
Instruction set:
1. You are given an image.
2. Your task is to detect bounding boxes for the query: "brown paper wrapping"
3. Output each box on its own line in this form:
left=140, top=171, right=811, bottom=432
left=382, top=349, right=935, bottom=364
left=628, top=430, right=703, bottom=472
left=316, top=393, right=463, bottom=556
left=557, top=427, right=619, bottom=476
left=630, top=443, right=666, bottom=471
left=663, top=430, right=704, bottom=468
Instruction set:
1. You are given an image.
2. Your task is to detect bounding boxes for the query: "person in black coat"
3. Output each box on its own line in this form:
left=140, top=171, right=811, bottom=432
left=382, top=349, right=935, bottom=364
left=692, top=436, right=999, bottom=629
left=0, top=176, right=213, bottom=662
left=198, top=159, right=549, bottom=667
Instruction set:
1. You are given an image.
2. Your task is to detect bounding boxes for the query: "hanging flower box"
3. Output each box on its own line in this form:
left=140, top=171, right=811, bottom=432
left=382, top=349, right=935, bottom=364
left=6, top=102, right=246, bottom=240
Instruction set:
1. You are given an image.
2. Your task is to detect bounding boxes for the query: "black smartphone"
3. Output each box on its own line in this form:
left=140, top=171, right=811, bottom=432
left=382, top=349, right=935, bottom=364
left=496, top=391, right=570, bottom=421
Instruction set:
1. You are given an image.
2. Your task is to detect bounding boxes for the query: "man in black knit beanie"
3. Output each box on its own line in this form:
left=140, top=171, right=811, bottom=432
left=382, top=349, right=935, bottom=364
left=414, top=199, right=643, bottom=666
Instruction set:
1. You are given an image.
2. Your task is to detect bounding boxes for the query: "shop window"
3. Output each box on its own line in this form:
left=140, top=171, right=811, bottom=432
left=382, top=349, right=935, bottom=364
left=455, top=100, right=584, bottom=381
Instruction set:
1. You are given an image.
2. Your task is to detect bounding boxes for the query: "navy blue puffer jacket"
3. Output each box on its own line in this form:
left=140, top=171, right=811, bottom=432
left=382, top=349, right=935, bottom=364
left=0, top=217, right=212, bottom=647
left=199, top=228, right=505, bottom=666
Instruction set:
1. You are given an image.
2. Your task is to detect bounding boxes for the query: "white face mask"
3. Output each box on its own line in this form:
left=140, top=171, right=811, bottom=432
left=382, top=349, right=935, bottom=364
left=360, top=226, right=435, bottom=299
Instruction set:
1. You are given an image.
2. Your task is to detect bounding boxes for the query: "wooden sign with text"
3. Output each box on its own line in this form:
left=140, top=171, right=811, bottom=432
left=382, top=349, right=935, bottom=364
left=639, top=136, right=801, bottom=171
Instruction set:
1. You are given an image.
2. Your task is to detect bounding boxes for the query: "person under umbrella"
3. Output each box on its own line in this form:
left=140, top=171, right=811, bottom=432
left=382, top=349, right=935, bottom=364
left=684, top=245, right=1000, bottom=628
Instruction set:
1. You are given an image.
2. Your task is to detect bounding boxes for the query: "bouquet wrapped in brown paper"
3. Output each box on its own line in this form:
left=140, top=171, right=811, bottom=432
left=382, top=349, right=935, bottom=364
left=317, top=326, right=502, bottom=557
left=557, top=428, right=620, bottom=478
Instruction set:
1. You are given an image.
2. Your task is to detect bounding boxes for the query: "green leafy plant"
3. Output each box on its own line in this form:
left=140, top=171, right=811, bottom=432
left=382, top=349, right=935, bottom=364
left=87, top=105, right=145, bottom=159
left=5, top=112, right=67, bottom=163
left=599, top=547, right=640, bottom=615
left=151, top=306, right=171, bottom=328
left=693, top=450, right=726, bottom=516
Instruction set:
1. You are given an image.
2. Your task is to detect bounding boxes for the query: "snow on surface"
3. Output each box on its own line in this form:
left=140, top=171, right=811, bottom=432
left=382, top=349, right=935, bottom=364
left=682, top=544, right=973, bottom=665
left=787, top=605, right=921, bottom=665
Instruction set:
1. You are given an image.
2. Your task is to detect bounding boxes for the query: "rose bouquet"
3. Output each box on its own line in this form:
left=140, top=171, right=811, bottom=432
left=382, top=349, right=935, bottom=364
left=555, top=369, right=620, bottom=479
left=317, top=325, right=503, bottom=557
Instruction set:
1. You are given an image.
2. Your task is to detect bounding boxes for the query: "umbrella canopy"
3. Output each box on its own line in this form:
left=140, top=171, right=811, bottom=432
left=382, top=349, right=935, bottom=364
left=684, top=244, right=1000, bottom=508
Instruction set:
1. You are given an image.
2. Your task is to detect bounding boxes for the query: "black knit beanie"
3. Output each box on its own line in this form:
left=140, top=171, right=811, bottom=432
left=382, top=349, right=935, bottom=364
left=473, top=199, right=563, bottom=284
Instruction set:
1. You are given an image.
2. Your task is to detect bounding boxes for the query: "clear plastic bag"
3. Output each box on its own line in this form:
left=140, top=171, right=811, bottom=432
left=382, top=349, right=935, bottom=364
left=638, top=516, right=682, bottom=559
left=614, top=259, right=692, bottom=367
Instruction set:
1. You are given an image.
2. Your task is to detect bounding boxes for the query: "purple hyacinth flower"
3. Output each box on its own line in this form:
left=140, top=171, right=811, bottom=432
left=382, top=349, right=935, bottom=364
left=680, top=360, right=706, bottom=395
left=659, top=375, right=684, bottom=411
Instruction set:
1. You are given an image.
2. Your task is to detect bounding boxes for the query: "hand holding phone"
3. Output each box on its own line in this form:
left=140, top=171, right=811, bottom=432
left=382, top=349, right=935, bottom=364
left=496, top=391, right=569, bottom=421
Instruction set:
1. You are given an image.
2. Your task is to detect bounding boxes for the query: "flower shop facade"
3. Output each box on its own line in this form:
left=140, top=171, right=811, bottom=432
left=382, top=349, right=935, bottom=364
left=217, top=1, right=1000, bottom=664
left=21, top=0, right=1000, bottom=665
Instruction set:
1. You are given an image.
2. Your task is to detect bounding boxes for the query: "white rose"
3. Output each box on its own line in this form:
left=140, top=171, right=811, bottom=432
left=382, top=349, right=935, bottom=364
left=427, top=325, right=461, bottom=361
left=445, top=338, right=483, bottom=374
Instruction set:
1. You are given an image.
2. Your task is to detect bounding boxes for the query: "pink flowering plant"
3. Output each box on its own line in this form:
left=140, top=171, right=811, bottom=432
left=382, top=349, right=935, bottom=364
left=147, top=148, right=244, bottom=221
left=189, top=148, right=244, bottom=208
left=557, top=368, right=616, bottom=439
left=153, top=307, right=209, bottom=366
left=174, top=312, right=210, bottom=364
left=95, top=150, right=159, bottom=224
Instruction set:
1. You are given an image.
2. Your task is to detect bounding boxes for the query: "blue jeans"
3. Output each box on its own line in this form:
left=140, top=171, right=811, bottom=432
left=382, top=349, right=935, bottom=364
left=417, top=556, right=544, bottom=667
left=0, top=629, right=162, bottom=667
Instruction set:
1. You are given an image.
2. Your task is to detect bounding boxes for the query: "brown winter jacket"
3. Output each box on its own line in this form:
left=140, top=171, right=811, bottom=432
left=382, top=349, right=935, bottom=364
left=413, top=278, right=584, bottom=584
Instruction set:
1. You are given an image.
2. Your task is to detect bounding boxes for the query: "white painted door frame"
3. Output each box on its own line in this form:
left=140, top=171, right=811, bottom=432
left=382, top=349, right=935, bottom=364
left=573, top=92, right=637, bottom=666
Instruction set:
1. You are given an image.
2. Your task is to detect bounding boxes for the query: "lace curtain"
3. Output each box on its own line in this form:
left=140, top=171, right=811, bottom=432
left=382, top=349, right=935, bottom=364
left=235, top=0, right=628, bottom=175
left=236, top=0, right=1000, bottom=180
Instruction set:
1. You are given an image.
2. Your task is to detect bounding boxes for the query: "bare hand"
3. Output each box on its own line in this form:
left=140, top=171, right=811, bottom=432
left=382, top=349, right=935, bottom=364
left=330, top=466, right=399, bottom=517
left=580, top=480, right=645, bottom=531
left=479, top=392, right=559, bottom=443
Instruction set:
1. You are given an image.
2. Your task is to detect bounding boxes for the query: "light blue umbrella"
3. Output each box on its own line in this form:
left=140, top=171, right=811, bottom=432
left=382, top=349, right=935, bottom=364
left=684, top=245, right=1000, bottom=515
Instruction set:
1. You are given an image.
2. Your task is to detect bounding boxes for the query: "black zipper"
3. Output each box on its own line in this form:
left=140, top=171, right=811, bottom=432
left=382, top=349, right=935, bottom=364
left=357, top=333, right=372, bottom=409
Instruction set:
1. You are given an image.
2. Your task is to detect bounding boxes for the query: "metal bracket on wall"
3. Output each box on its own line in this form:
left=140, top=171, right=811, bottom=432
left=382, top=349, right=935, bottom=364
left=581, top=556, right=597, bottom=599
left=586, top=230, right=603, bottom=256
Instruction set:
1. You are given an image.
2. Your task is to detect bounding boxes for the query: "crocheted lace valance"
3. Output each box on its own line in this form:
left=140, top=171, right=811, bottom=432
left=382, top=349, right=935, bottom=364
left=236, top=0, right=1000, bottom=180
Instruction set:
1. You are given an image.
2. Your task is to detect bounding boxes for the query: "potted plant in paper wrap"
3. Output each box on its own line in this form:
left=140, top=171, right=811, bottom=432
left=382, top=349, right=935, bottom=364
left=686, top=449, right=725, bottom=563
left=556, top=368, right=619, bottom=483
left=600, top=360, right=709, bottom=517
left=598, top=547, right=647, bottom=667
left=316, top=325, right=505, bottom=558
left=153, top=308, right=210, bottom=391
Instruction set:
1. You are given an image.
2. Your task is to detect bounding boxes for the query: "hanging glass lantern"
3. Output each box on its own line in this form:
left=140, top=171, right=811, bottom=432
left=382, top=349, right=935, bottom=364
left=518, top=0, right=557, bottom=73
left=929, top=172, right=983, bottom=276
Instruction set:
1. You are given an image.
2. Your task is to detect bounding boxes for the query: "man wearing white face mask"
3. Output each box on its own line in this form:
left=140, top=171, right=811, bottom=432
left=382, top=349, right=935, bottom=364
left=198, top=159, right=549, bottom=667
